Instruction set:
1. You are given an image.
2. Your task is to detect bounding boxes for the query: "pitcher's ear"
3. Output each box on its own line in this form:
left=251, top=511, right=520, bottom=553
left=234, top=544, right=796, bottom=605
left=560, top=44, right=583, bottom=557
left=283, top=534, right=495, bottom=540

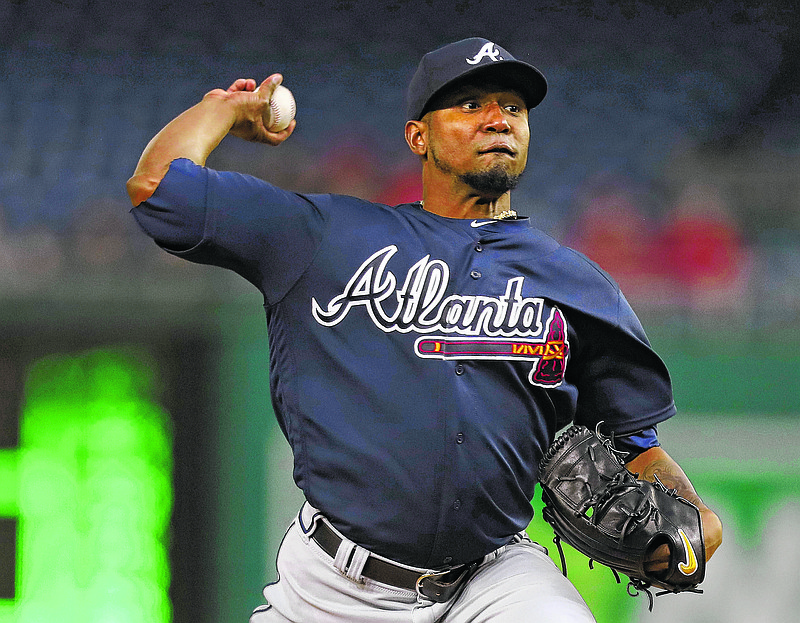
left=405, top=119, right=428, bottom=157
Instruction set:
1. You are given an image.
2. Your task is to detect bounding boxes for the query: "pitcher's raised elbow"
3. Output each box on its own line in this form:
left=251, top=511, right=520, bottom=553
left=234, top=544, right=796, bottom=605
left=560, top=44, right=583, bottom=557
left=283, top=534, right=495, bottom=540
left=126, top=173, right=160, bottom=207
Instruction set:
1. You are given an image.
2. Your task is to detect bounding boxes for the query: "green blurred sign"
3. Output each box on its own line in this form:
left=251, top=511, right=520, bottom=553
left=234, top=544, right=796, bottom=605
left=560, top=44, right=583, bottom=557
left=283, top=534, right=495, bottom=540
left=0, top=349, right=172, bottom=623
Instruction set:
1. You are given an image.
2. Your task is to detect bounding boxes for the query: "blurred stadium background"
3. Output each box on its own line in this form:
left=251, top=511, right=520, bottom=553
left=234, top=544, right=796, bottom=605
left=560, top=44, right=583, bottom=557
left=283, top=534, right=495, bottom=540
left=0, top=0, right=799, bottom=621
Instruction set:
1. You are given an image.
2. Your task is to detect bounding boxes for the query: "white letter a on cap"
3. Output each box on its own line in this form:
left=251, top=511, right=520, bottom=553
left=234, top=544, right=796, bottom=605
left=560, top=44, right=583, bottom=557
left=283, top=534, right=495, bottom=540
left=466, top=42, right=503, bottom=64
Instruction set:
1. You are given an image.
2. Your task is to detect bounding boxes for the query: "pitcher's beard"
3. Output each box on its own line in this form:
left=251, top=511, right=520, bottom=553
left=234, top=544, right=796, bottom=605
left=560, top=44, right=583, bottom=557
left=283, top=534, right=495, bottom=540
left=429, top=148, right=523, bottom=196
left=460, top=166, right=522, bottom=196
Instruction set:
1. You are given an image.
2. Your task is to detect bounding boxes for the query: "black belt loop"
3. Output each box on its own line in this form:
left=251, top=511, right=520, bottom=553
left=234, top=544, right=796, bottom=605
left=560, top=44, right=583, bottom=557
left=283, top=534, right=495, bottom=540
left=309, top=518, right=478, bottom=603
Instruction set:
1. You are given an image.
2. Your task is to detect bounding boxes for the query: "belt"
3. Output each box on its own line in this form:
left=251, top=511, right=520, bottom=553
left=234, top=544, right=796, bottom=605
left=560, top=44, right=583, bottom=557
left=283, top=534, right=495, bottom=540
left=310, top=519, right=478, bottom=603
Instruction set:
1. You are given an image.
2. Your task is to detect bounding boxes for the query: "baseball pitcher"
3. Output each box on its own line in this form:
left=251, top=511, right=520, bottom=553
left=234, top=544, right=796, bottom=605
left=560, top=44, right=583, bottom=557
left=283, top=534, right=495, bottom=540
left=127, top=38, right=722, bottom=622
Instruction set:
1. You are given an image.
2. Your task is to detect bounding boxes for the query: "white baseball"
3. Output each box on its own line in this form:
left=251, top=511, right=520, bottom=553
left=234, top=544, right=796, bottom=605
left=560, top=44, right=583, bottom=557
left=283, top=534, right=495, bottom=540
left=263, top=84, right=296, bottom=132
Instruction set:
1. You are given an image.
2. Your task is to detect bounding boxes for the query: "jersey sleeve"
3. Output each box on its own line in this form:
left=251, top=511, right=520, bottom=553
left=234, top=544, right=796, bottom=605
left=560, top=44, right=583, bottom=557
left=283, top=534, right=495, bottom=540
left=569, top=288, right=677, bottom=436
left=131, top=158, right=326, bottom=304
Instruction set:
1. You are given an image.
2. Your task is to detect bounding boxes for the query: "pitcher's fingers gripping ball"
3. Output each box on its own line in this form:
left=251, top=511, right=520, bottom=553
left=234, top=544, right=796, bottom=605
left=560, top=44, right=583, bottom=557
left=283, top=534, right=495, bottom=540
left=256, top=84, right=296, bottom=132
left=538, top=424, right=705, bottom=610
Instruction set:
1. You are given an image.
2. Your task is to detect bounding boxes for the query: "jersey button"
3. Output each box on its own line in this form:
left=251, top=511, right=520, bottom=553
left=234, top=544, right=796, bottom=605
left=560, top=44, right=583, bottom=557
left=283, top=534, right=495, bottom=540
left=453, top=499, right=462, bottom=510
left=455, top=364, right=464, bottom=375
left=470, top=270, right=481, bottom=279
left=474, top=243, right=483, bottom=252
left=456, top=433, right=464, bottom=444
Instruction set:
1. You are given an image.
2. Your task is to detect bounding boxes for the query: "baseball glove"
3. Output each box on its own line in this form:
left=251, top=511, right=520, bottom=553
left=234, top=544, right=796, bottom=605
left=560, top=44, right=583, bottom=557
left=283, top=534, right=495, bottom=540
left=538, top=424, right=705, bottom=609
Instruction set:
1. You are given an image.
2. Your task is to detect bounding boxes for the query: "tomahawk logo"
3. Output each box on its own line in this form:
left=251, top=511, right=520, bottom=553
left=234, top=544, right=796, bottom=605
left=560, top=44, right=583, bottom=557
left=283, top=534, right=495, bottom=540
left=466, top=41, right=504, bottom=64
left=416, top=306, right=569, bottom=387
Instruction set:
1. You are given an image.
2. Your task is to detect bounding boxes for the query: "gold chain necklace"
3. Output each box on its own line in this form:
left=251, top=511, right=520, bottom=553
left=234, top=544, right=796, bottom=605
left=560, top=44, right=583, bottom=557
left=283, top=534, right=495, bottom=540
left=419, top=201, right=517, bottom=220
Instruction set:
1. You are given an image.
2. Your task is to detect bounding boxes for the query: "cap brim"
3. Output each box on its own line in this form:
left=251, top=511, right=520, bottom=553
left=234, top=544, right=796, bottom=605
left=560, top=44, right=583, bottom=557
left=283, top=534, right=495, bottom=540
left=411, top=60, right=548, bottom=120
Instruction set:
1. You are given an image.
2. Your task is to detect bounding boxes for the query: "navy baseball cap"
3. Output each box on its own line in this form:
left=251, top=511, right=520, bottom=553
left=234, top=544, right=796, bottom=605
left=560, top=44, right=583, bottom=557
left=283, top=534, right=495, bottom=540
left=406, top=38, right=548, bottom=120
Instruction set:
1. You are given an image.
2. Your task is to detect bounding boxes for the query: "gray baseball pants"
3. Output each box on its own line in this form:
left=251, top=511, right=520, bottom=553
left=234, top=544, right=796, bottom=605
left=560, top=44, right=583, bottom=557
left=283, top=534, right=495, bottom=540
left=250, top=503, right=595, bottom=623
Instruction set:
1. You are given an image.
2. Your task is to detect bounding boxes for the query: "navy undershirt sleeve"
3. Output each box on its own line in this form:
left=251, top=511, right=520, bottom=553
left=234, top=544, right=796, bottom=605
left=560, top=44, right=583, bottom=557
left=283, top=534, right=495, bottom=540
left=611, top=425, right=660, bottom=459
